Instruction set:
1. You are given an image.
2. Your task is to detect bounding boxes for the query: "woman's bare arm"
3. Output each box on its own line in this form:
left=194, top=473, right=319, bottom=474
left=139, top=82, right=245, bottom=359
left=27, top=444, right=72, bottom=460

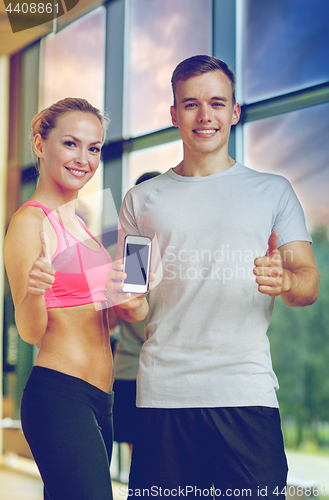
left=3, top=209, right=54, bottom=344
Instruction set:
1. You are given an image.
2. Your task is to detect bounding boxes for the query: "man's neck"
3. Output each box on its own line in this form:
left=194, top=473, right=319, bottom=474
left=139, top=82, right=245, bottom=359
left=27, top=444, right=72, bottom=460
left=173, top=150, right=236, bottom=177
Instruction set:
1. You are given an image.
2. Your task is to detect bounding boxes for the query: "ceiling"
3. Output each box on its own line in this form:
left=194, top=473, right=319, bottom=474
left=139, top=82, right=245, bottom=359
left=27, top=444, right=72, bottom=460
left=0, top=0, right=104, bottom=57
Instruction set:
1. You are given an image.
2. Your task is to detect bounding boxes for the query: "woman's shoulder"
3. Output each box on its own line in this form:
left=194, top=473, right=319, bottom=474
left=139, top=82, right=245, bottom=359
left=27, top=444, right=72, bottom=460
left=13, top=204, right=46, bottom=228
left=4, top=204, right=46, bottom=252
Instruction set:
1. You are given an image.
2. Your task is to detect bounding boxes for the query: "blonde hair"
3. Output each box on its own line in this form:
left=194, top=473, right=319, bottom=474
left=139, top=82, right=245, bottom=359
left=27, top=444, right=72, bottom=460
left=32, top=97, right=109, bottom=142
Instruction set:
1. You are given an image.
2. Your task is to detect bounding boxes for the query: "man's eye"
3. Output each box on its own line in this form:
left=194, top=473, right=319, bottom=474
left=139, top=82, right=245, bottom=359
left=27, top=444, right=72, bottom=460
left=186, top=103, right=197, bottom=108
left=212, top=102, right=224, bottom=107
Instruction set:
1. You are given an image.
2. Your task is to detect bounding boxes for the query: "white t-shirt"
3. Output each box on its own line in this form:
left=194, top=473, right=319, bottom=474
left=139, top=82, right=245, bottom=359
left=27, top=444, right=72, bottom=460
left=117, top=162, right=311, bottom=408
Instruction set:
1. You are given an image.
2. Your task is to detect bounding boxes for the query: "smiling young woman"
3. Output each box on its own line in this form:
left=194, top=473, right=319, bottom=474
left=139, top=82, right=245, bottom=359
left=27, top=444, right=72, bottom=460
left=3, top=98, right=116, bottom=500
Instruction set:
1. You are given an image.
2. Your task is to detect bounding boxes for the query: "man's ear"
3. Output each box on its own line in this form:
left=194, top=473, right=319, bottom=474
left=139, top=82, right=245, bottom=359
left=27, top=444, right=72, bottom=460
left=33, top=134, right=44, bottom=159
left=231, top=103, right=241, bottom=126
left=170, top=105, right=179, bottom=128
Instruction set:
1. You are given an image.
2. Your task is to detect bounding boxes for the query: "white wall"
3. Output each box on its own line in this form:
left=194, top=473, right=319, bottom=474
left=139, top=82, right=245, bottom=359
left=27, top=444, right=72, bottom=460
left=0, top=55, right=10, bottom=455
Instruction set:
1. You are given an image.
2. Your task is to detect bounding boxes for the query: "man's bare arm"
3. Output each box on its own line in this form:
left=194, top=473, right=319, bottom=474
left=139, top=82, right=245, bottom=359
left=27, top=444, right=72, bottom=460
left=253, top=232, right=319, bottom=307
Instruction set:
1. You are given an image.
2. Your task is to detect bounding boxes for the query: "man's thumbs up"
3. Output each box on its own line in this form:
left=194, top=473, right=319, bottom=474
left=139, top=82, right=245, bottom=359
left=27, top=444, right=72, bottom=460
left=266, top=231, right=279, bottom=257
left=254, top=231, right=284, bottom=297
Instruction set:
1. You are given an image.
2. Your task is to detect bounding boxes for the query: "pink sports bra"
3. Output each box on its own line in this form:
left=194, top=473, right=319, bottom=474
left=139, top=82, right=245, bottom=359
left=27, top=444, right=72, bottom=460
left=20, top=201, right=112, bottom=309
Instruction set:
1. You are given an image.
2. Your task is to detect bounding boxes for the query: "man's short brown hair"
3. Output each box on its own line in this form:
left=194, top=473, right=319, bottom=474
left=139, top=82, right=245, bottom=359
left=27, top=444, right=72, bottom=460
left=171, top=55, right=236, bottom=106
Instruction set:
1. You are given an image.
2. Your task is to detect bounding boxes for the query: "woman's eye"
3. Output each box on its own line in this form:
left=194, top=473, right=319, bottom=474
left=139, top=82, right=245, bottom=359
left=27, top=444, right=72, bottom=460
left=64, top=141, right=76, bottom=147
left=89, top=147, right=100, bottom=153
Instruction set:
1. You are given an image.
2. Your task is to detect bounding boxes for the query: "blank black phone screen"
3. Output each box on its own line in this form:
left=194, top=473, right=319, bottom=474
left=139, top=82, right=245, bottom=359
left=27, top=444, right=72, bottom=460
left=125, top=244, right=149, bottom=285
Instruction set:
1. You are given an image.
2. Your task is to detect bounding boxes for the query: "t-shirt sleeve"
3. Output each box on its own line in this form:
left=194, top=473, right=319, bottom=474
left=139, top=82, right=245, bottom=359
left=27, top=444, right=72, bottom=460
left=272, top=177, right=312, bottom=247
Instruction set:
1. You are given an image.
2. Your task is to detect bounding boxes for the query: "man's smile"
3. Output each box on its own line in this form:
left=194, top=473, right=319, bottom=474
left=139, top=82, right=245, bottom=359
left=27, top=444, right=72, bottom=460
left=193, top=128, right=218, bottom=136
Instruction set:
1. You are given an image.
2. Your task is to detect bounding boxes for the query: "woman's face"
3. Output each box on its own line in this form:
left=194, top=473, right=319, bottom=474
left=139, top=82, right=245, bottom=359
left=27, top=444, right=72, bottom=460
left=34, top=111, right=103, bottom=192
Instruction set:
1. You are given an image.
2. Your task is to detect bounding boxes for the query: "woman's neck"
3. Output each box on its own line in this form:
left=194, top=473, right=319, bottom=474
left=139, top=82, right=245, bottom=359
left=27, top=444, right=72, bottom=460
left=31, top=183, right=78, bottom=217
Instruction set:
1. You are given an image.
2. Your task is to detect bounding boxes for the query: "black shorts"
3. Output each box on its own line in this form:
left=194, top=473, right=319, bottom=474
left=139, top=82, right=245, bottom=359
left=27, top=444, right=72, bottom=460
left=128, top=406, right=288, bottom=499
left=113, top=379, right=138, bottom=444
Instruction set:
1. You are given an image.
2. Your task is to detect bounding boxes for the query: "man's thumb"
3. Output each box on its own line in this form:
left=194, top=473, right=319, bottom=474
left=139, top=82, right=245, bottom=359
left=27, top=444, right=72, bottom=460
left=266, top=231, right=279, bottom=256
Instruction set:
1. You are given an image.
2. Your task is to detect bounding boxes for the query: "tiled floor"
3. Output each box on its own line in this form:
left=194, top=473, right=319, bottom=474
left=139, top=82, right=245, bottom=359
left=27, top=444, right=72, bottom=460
left=2, top=451, right=329, bottom=499
left=0, top=457, right=127, bottom=500
left=0, top=466, right=43, bottom=500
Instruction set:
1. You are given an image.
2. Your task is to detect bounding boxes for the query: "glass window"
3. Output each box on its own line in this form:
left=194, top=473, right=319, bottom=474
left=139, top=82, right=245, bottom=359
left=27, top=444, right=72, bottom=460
left=244, top=104, right=329, bottom=445
left=128, top=141, right=183, bottom=191
left=128, top=0, right=212, bottom=136
left=39, top=6, right=106, bottom=235
left=39, top=6, right=106, bottom=111
left=20, top=44, right=40, bottom=168
left=243, top=0, right=329, bottom=103
left=244, top=103, right=329, bottom=232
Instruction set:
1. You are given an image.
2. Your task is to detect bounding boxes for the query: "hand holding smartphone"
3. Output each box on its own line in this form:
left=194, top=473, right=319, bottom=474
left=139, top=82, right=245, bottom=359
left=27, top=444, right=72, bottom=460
left=122, top=235, right=152, bottom=294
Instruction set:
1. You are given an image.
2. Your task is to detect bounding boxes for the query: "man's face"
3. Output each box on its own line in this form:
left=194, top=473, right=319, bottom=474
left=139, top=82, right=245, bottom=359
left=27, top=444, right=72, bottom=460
left=170, top=70, right=240, bottom=158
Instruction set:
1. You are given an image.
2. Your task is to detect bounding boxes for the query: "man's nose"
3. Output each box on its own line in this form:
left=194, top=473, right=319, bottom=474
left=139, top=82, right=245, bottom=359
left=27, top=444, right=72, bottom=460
left=197, top=105, right=212, bottom=122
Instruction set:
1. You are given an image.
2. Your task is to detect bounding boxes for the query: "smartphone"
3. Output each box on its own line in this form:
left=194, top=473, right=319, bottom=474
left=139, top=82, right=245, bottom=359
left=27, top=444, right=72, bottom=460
left=122, top=235, right=152, bottom=294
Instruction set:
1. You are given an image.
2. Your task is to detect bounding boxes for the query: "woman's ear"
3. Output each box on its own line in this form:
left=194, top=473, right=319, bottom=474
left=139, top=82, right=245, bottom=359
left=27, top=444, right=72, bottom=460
left=33, top=133, right=44, bottom=159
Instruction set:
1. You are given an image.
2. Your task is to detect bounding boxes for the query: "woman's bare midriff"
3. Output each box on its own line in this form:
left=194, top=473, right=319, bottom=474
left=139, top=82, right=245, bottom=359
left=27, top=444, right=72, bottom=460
left=34, top=303, right=114, bottom=393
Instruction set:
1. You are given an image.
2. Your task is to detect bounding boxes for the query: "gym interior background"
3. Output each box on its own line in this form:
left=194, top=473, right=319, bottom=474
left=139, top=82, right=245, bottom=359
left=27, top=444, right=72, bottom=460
left=0, top=0, right=329, bottom=480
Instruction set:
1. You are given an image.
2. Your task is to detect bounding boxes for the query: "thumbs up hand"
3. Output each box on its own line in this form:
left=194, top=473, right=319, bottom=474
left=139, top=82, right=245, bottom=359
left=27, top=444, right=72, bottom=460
left=253, top=231, right=284, bottom=297
left=265, top=231, right=279, bottom=257
left=26, top=231, right=55, bottom=295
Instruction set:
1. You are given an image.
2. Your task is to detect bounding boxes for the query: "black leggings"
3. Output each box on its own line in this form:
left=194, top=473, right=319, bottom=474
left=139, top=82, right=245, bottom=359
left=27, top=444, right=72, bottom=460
left=21, top=366, right=114, bottom=500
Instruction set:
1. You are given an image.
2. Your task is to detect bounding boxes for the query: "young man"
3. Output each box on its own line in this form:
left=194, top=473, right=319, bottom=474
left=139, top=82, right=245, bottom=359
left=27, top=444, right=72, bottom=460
left=108, top=55, right=319, bottom=498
